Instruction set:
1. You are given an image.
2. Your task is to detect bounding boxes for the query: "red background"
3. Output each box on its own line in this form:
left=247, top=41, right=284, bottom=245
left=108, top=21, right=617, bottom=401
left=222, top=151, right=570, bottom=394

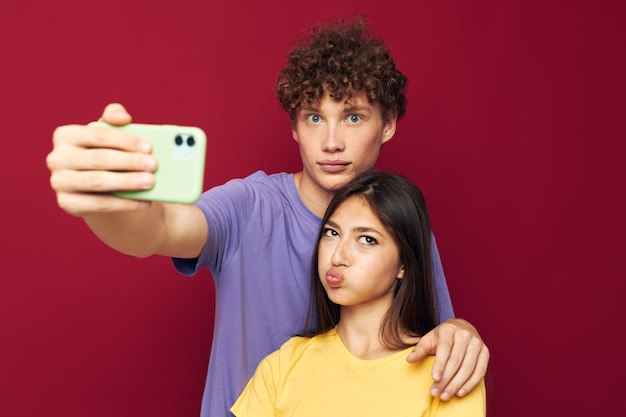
left=1, top=1, right=624, bottom=416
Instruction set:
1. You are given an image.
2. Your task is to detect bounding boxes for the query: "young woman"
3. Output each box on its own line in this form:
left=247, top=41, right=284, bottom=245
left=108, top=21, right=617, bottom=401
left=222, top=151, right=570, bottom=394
left=231, top=171, right=486, bottom=417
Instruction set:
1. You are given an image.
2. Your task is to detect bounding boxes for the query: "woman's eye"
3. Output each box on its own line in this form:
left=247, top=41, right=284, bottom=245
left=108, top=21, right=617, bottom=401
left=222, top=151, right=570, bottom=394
left=308, top=114, right=322, bottom=123
left=322, top=227, right=338, bottom=237
left=358, top=235, right=377, bottom=245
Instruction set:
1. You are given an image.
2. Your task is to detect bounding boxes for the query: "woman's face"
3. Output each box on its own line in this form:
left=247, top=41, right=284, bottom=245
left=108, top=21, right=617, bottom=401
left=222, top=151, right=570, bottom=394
left=318, top=196, right=404, bottom=311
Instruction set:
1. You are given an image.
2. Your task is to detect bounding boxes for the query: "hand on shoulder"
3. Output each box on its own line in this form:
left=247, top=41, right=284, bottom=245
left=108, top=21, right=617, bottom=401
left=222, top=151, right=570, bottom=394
left=406, top=318, right=489, bottom=401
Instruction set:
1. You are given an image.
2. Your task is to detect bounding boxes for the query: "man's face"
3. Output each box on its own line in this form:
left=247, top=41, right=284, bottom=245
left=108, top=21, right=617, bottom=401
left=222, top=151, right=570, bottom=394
left=292, top=90, right=396, bottom=199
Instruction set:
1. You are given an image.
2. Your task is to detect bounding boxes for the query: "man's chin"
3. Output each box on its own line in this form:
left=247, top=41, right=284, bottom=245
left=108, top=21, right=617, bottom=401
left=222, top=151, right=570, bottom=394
left=327, top=176, right=353, bottom=191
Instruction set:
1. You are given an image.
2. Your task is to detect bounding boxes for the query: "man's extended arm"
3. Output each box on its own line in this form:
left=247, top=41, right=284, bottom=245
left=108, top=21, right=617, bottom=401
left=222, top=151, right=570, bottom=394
left=46, top=103, right=207, bottom=259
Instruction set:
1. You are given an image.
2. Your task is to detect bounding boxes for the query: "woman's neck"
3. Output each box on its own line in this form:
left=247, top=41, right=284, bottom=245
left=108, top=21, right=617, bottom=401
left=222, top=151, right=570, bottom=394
left=335, top=302, right=421, bottom=360
left=335, top=305, right=392, bottom=360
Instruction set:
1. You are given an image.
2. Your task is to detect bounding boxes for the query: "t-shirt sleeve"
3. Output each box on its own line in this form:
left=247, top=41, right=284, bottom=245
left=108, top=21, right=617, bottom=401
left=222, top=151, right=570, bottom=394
left=230, top=352, right=279, bottom=417
left=172, top=172, right=268, bottom=277
left=431, top=232, right=455, bottom=321
left=429, top=379, right=486, bottom=417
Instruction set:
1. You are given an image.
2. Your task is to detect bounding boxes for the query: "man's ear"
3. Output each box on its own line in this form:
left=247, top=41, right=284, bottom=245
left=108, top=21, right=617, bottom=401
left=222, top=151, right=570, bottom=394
left=382, top=115, right=397, bottom=145
left=291, top=117, right=301, bottom=142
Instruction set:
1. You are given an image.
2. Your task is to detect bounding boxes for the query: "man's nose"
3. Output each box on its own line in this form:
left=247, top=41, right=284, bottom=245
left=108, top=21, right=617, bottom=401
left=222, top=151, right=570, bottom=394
left=322, top=123, right=345, bottom=152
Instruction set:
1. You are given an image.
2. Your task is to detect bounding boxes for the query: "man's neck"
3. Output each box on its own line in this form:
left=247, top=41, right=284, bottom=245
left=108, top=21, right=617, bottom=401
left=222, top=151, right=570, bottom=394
left=293, top=172, right=334, bottom=218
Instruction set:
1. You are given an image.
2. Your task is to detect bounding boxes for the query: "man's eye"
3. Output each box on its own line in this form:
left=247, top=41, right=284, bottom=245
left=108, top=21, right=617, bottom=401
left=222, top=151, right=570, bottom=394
left=348, top=114, right=361, bottom=123
left=308, top=114, right=322, bottom=123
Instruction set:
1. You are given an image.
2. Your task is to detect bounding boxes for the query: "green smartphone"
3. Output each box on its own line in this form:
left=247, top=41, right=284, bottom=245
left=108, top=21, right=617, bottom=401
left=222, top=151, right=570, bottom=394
left=89, top=122, right=207, bottom=204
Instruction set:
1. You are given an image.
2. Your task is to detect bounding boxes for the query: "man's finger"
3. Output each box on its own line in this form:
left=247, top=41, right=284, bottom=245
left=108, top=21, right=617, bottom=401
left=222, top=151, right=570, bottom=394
left=99, top=103, right=133, bottom=125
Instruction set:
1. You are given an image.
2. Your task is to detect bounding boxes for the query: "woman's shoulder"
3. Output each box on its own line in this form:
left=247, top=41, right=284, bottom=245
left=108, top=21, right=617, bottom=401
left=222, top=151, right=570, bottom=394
left=275, top=332, right=335, bottom=362
left=278, top=334, right=322, bottom=353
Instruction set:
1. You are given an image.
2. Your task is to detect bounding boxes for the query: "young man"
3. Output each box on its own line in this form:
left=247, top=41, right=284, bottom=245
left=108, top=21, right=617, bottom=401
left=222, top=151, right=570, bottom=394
left=47, top=18, right=489, bottom=417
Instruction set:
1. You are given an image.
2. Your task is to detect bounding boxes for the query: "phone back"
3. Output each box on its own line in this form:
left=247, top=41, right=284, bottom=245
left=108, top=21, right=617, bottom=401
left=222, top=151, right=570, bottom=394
left=90, top=122, right=207, bottom=204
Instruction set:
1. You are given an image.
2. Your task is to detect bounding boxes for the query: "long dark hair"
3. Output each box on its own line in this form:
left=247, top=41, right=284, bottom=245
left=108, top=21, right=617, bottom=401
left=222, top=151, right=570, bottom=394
left=304, top=171, right=439, bottom=349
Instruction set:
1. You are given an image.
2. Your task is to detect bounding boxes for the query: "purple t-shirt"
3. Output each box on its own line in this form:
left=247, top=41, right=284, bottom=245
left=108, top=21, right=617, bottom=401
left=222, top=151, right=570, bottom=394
left=173, top=171, right=454, bottom=417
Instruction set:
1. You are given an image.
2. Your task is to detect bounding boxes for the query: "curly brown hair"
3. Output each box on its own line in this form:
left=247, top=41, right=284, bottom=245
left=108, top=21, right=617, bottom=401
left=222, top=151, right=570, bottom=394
left=276, top=16, right=408, bottom=122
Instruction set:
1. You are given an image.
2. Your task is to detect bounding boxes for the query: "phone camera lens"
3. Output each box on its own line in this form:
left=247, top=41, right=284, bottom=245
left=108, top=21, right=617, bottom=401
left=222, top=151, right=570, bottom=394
left=175, top=135, right=184, bottom=146
left=187, top=136, right=195, bottom=147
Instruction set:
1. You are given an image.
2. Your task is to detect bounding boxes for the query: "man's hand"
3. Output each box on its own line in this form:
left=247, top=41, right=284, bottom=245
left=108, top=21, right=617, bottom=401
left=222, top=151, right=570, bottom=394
left=407, top=318, right=489, bottom=400
left=46, top=103, right=157, bottom=216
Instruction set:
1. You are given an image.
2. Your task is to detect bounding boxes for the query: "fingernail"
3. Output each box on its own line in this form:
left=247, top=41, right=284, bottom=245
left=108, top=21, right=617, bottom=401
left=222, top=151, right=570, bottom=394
left=430, top=388, right=440, bottom=397
left=138, top=141, right=152, bottom=153
left=433, top=371, right=441, bottom=381
left=142, top=157, right=156, bottom=171
left=138, top=173, right=154, bottom=188
left=458, top=388, right=466, bottom=397
left=441, top=392, right=450, bottom=401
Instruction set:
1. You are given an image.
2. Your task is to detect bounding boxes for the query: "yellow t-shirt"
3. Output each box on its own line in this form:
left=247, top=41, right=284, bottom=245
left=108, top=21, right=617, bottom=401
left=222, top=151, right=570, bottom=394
left=231, top=328, right=486, bottom=417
